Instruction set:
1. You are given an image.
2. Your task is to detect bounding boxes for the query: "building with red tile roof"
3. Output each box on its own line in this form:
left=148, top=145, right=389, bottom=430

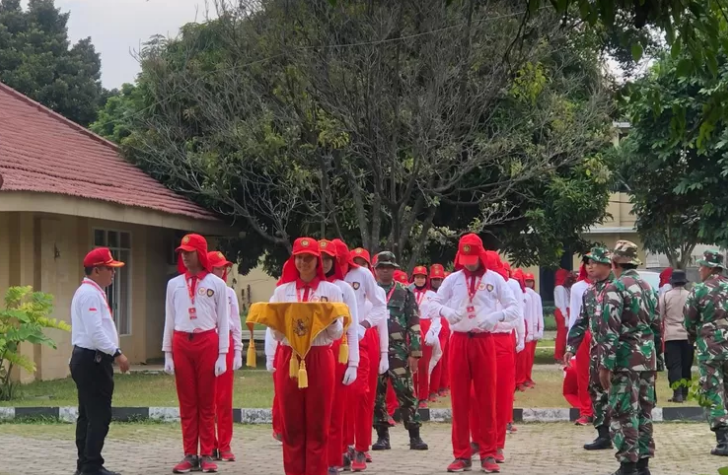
left=0, top=82, right=232, bottom=382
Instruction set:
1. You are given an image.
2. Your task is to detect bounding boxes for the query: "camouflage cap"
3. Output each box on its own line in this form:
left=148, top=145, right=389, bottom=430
left=585, top=246, right=611, bottom=265
left=696, top=249, right=724, bottom=269
left=611, top=240, right=642, bottom=266
left=373, top=251, right=400, bottom=269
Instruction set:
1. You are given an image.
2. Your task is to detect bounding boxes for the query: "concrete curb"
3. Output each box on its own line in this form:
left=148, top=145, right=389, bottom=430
left=0, top=406, right=703, bottom=424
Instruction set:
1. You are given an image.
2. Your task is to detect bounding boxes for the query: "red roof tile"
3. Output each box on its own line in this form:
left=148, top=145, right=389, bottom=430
left=0, top=82, right=216, bottom=221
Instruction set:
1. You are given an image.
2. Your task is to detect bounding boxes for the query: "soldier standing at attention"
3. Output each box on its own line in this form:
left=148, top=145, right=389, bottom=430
left=683, top=250, right=728, bottom=456
left=597, top=241, right=662, bottom=475
left=371, top=251, right=428, bottom=452
left=564, top=247, right=614, bottom=451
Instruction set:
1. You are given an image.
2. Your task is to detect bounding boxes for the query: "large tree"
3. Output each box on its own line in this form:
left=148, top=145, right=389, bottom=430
left=0, top=0, right=103, bottom=125
left=93, top=0, right=615, bottom=274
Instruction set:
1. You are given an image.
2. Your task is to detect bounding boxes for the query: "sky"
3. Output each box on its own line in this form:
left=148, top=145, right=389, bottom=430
left=52, top=0, right=217, bottom=89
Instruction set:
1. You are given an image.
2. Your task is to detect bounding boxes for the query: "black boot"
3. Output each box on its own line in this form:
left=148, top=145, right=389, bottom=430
left=372, top=426, right=391, bottom=451
left=584, top=424, right=612, bottom=450
left=669, top=389, right=684, bottom=403
left=711, top=427, right=728, bottom=456
left=636, top=457, right=651, bottom=475
left=610, top=461, right=637, bottom=475
left=408, top=425, right=428, bottom=450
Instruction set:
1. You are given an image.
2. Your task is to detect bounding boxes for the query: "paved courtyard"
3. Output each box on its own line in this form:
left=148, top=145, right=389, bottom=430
left=0, top=422, right=724, bottom=475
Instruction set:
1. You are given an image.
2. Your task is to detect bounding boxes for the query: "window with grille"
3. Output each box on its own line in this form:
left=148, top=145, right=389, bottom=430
left=93, top=229, right=132, bottom=336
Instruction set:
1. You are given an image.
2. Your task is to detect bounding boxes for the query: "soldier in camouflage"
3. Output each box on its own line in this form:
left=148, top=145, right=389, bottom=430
left=683, top=249, right=728, bottom=456
left=370, top=251, right=428, bottom=451
left=597, top=241, right=662, bottom=475
left=564, top=246, right=614, bottom=451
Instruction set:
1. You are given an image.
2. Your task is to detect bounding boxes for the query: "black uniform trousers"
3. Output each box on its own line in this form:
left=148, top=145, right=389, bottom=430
left=70, top=346, right=114, bottom=473
left=665, top=340, right=694, bottom=395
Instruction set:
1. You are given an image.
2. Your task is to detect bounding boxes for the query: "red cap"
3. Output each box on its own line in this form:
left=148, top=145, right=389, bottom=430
left=332, top=239, right=359, bottom=273
left=412, top=265, right=428, bottom=276
left=430, top=264, right=445, bottom=279
left=393, top=270, right=409, bottom=284
left=350, top=247, right=372, bottom=267
left=485, top=251, right=508, bottom=280
left=83, top=247, right=124, bottom=268
left=319, top=239, right=344, bottom=281
left=208, top=251, right=233, bottom=282
left=524, top=272, right=535, bottom=281
left=176, top=234, right=211, bottom=274
left=455, top=233, right=486, bottom=269
left=278, top=237, right=326, bottom=286
left=513, top=268, right=527, bottom=292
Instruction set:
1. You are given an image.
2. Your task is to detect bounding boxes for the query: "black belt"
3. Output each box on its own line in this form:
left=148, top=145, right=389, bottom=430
left=73, top=346, right=113, bottom=363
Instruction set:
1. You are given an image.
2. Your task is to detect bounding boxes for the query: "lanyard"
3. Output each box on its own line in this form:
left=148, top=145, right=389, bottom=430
left=82, top=279, right=112, bottom=316
left=415, top=289, right=426, bottom=306
left=467, top=275, right=483, bottom=304
left=297, top=286, right=311, bottom=302
left=186, top=276, right=199, bottom=305
left=386, top=284, right=397, bottom=303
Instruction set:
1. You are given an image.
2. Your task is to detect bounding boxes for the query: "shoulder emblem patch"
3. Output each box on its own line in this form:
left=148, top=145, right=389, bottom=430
left=352, top=282, right=360, bottom=290
left=198, top=287, right=207, bottom=296
left=486, top=284, right=494, bottom=292
left=206, top=288, right=215, bottom=297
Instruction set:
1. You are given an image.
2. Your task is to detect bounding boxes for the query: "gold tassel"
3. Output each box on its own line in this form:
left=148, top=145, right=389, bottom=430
left=289, top=354, right=300, bottom=379
left=298, top=360, right=309, bottom=389
left=339, top=335, right=349, bottom=364
left=246, top=340, right=257, bottom=368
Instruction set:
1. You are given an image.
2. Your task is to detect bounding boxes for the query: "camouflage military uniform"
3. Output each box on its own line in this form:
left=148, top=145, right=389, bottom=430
left=565, top=246, right=613, bottom=430
left=597, top=241, right=661, bottom=466
left=371, top=252, right=423, bottom=433
left=684, top=250, right=728, bottom=435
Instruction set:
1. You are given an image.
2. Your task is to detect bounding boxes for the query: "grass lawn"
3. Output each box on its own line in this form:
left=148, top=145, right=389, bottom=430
left=1, top=362, right=689, bottom=409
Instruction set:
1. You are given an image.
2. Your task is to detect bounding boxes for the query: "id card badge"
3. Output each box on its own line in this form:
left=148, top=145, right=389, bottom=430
left=188, top=307, right=197, bottom=320
left=467, top=305, right=476, bottom=319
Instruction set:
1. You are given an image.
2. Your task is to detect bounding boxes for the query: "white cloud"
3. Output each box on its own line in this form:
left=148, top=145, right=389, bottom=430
left=52, top=0, right=218, bottom=88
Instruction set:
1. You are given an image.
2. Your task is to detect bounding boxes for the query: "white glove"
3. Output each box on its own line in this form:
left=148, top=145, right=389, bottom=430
left=233, top=350, right=243, bottom=371
left=379, top=352, right=389, bottom=375
left=516, top=340, right=525, bottom=353
left=266, top=357, right=275, bottom=373
left=425, top=331, right=438, bottom=347
left=441, top=306, right=464, bottom=325
left=526, top=334, right=534, bottom=343
left=164, top=352, right=175, bottom=375
left=357, top=324, right=367, bottom=341
left=343, top=365, right=358, bottom=385
left=476, top=313, right=500, bottom=332
left=215, top=353, right=227, bottom=377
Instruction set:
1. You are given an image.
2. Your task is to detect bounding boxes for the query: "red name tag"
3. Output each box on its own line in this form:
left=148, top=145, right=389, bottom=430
left=188, top=307, right=197, bottom=320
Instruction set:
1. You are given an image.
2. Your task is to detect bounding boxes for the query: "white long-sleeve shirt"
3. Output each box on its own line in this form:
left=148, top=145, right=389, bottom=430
left=345, top=267, right=387, bottom=327
left=523, top=291, right=534, bottom=340
left=430, top=270, right=519, bottom=333
left=568, top=280, right=589, bottom=331
left=265, top=327, right=278, bottom=362
left=71, top=278, right=120, bottom=357
left=269, top=281, right=345, bottom=346
left=413, top=287, right=441, bottom=337
left=227, top=287, right=243, bottom=352
left=333, top=279, right=360, bottom=366
left=375, top=286, right=389, bottom=352
left=163, top=273, right=230, bottom=354
left=554, top=285, right=569, bottom=318
left=493, top=279, right=524, bottom=341
left=526, top=288, right=544, bottom=339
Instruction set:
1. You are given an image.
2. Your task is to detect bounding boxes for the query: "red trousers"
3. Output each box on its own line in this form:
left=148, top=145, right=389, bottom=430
left=214, top=333, right=235, bottom=453
left=554, top=309, right=567, bottom=361
left=275, top=345, right=335, bottom=475
left=272, top=344, right=283, bottom=436
left=563, top=359, right=580, bottom=408
left=430, top=320, right=451, bottom=392
left=450, top=332, right=497, bottom=460
left=493, top=333, right=515, bottom=449
left=363, top=328, right=380, bottom=449
left=515, top=331, right=529, bottom=387
left=526, top=340, right=536, bottom=383
left=328, top=340, right=350, bottom=467
left=172, top=330, right=218, bottom=456
left=343, top=328, right=374, bottom=452
left=414, top=319, right=434, bottom=401
left=576, top=331, right=593, bottom=417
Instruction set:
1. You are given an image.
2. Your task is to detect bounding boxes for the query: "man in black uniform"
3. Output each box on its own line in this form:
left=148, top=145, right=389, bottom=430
left=70, top=247, right=130, bottom=475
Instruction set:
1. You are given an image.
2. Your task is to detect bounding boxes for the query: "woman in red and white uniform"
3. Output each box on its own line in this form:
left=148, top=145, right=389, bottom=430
left=524, top=273, right=543, bottom=387
left=164, top=234, right=230, bottom=474
left=409, top=266, right=441, bottom=406
left=207, top=251, right=244, bottom=463
left=428, top=264, right=450, bottom=398
left=269, top=238, right=345, bottom=475
left=429, top=234, right=518, bottom=473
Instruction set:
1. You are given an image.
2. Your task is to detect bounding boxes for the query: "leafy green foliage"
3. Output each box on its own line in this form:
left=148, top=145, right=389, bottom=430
left=0, top=286, right=69, bottom=401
